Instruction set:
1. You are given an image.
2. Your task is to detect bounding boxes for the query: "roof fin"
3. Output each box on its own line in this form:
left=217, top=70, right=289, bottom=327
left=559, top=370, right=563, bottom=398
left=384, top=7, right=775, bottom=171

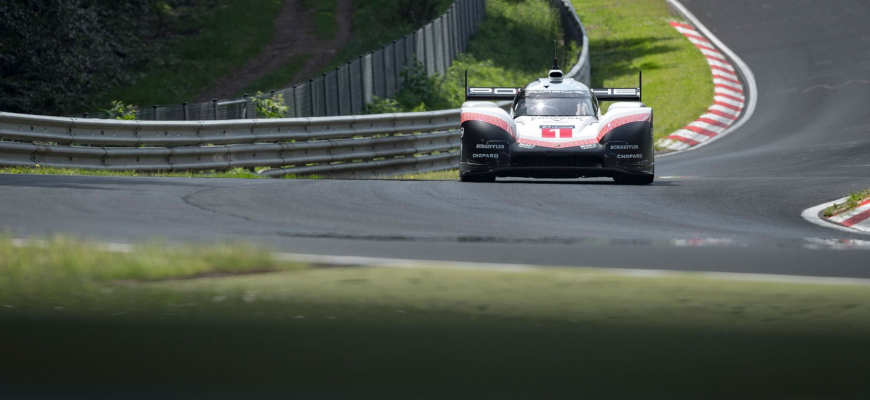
left=549, top=40, right=563, bottom=83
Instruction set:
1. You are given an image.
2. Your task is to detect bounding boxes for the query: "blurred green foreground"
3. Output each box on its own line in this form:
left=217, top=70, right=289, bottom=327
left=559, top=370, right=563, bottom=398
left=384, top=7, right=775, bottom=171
left=1, top=237, right=869, bottom=399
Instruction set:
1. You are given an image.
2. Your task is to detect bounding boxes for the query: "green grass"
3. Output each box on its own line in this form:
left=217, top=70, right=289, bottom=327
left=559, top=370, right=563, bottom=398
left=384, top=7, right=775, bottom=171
left=575, top=0, right=713, bottom=142
left=2, top=235, right=870, bottom=397
left=0, top=236, right=302, bottom=289
left=101, top=0, right=284, bottom=107
left=823, top=188, right=870, bottom=217
left=240, top=54, right=312, bottom=95
left=321, top=0, right=455, bottom=72
left=302, top=0, right=339, bottom=40
left=387, top=0, right=578, bottom=111
left=386, top=0, right=712, bottom=144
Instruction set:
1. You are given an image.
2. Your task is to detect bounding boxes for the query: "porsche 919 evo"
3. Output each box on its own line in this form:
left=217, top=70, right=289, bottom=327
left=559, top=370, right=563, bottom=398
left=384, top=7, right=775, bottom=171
left=459, top=60, right=654, bottom=184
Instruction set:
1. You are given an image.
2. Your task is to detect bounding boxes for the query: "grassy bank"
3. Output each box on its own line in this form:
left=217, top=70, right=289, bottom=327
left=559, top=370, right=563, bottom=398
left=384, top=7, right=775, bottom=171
left=2, top=236, right=870, bottom=397
left=380, top=0, right=578, bottom=111
left=303, top=0, right=339, bottom=40
left=101, top=0, right=284, bottom=107
left=321, top=0, right=455, bottom=72
left=381, top=0, right=711, bottom=141
left=823, top=188, right=870, bottom=217
left=240, top=54, right=312, bottom=95
left=576, top=0, right=713, bottom=141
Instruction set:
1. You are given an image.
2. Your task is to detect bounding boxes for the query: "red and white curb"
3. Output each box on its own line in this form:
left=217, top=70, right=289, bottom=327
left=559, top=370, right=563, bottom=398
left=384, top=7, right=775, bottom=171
left=656, top=21, right=744, bottom=151
left=656, top=0, right=757, bottom=155
left=802, top=196, right=870, bottom=235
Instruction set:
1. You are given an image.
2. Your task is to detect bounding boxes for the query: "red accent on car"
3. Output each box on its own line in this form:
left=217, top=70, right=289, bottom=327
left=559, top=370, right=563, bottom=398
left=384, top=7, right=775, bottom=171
left=461, top=112, right=516, bottom=138
left=517, top=113, right=650, bottom=149
left=596, top=113, right=652, bottom=140
left=541, top=127, right=572, bottom=138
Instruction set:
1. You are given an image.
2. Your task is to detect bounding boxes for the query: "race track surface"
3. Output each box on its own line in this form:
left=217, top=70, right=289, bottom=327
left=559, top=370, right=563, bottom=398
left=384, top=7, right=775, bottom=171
left=3, top=0, right=870, bottom=278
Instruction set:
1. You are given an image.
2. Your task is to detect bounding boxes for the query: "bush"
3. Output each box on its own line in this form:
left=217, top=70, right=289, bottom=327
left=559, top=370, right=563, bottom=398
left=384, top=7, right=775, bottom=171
left=253, top=91, right=289, bottom=118
left=368, top=0, right=577, bottom=114
left=0, top=0, right=210, bottom=116
left=364, top=96, right=403, bottom=114
left=102, top=101, right=137, bottom=120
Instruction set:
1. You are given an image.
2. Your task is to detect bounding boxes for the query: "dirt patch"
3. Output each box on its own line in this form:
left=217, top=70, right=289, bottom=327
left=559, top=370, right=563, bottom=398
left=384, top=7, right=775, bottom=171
left=195, top=0, right=353, bottom=101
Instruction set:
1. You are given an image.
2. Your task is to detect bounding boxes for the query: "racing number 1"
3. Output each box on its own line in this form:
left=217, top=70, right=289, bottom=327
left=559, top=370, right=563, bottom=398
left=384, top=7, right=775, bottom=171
left=542, top=128, right=572, bottom=138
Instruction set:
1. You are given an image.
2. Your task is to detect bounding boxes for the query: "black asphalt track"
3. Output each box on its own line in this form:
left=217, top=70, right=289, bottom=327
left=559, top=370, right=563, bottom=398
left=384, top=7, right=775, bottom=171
left=2, top=0, right=870, bottom=278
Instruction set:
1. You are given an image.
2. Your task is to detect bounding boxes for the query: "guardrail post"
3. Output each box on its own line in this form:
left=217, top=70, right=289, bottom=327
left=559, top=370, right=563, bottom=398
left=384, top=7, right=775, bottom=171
left=347, top=61, right=355, bottom=114
left=321, top=73, right=328, bottom=116
left=183, top=102, right=189, bottom=121
left=243, top=94, right=249, bottom=119
left=153, top=105, right=158, bottom=121
left=212, top=99, right=218, bottom=120
left=308, top=79, right=315, bottom=117
left=83, top=112, right=89, bottom=119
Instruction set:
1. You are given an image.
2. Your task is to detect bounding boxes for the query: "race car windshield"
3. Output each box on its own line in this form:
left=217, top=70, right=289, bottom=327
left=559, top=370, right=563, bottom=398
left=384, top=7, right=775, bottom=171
left=514, top=93, right=596, bottom=117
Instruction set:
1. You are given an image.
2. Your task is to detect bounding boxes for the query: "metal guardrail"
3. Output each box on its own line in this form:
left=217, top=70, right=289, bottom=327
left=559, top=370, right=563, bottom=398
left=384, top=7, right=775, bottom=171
left=0, top=0, right=588, bottom=179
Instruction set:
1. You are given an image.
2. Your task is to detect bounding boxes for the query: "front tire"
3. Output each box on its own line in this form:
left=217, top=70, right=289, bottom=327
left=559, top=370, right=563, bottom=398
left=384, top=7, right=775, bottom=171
left=459, top=172, right=496, bottom=182
left=613, top=174, right=654, bottom=185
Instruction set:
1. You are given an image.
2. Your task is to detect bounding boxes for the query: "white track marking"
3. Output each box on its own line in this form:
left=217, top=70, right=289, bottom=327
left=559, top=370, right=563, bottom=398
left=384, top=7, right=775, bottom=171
left=274, top=252, right=870, bottom=286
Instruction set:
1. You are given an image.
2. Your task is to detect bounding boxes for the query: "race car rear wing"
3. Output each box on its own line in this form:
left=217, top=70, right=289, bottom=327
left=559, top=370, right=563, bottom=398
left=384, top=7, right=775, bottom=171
left=591, top=71, right=643, bottom=102
left=465, top=87, right=521, bottom=101
left=463, top=71, right=643, bottom=102
left=590, top=88, right=641, bottom=102
left=463, top=70, right=520, bottom=101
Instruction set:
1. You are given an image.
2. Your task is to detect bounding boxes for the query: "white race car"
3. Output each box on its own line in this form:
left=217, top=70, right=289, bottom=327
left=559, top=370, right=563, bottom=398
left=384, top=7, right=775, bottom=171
left=459, top=60, right=653, bottom=184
